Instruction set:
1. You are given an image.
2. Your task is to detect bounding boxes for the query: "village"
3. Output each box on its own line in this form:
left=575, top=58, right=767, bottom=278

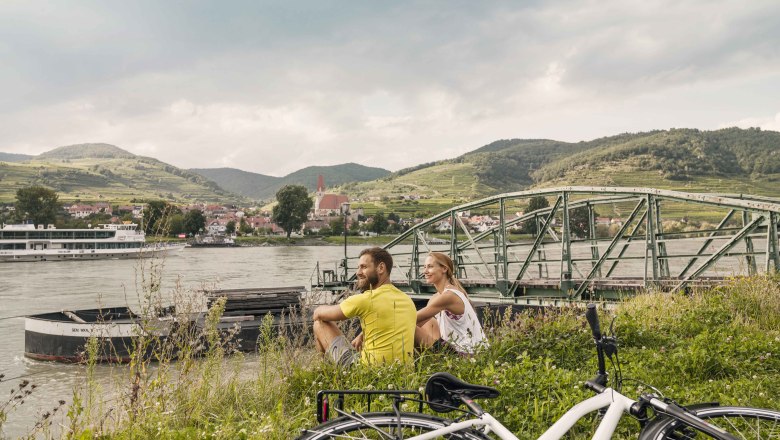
left=0, top=175, right=632, bottom=240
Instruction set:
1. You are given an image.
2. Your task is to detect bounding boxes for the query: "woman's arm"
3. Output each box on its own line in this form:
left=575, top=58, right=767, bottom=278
left=416, top=292, right=460, bottom=324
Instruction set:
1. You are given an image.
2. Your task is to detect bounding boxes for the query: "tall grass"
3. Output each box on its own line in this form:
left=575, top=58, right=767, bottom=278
left=61, top=273, right=780, bottom=439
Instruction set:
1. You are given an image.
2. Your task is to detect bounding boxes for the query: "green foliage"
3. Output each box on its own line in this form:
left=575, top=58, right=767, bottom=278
left=520, top=196, right=549, bottom=235
left=329, top=218, right=344, bottom=236
left=62, top=274, right=780, bottom=439
left=532, top=128, right=780, bottom=184
left=14, top=185, right=61, bottom=226
left=226, top=220, right=236, bottom=235
left=239, top=218, right=253, bottom=235
left=183, top=209, right=206, bottom=235
left=142, top=200, right=181, bottom=235
left=370, top=211, right=388, bottom=234
left=272, top=185, right=314, bottom=238
left=569, top=205, right=595, bottom=238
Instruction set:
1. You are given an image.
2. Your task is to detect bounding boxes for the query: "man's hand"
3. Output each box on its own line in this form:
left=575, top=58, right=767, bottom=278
left=351, top=333, right=364, bottom=351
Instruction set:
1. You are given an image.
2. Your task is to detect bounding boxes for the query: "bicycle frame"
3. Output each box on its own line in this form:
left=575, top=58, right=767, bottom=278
left=393, top=387, right=636, bottom=440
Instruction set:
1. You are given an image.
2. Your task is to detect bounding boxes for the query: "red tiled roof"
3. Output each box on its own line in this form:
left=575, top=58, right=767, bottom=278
left=318, top=194, right=349, bottom=210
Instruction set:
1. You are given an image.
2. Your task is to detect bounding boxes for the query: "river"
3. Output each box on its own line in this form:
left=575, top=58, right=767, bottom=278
left=0, top=246, right=352, bottom=438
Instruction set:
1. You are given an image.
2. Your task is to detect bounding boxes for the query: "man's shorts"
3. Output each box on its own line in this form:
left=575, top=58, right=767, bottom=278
left=327, top=335, right=360, bottom=368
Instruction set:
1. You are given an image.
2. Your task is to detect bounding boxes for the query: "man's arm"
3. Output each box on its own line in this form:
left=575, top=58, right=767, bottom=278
left=312, top=304, right=347, bottom=322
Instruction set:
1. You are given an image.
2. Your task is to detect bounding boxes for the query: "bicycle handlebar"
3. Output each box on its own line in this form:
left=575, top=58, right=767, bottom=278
left=586, top=304, right=608, bottom=384
left=585, top=304, right=601, bottom=341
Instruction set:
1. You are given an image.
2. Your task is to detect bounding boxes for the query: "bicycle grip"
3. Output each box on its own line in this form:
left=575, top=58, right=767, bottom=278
left=585, top=304, right=602, bottom=341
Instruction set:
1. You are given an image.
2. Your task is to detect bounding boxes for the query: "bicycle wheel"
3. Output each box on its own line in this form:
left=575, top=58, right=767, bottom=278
left=296, top=411, right=492, bottom=439
left=640, top=406, right=780, bottom=440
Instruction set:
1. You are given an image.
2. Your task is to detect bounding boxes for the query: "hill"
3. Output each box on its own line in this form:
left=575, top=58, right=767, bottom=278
left=191, top=163, right=390, bottom=201
left=0, top=152, right=33, bottom=163
left=0, top=144, right=245, bottom=204
left=335, top=128, right=780, bottom=217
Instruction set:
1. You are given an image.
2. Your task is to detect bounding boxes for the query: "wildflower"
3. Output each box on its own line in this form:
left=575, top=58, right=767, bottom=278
left=469, top=357, right=476, bottom=364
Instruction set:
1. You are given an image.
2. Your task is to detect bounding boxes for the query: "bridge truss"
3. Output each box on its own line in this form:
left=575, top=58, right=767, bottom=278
left=337, top=187, right=780, bottom=304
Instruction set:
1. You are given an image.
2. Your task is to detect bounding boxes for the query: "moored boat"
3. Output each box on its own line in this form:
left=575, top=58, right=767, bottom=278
left=0, top=223, right=185, bottom=262
left=24, top=307, right=170, bottom=363
left=188, top=233, right=238, bottom=247
left=24, top=286, right=308, bottom=363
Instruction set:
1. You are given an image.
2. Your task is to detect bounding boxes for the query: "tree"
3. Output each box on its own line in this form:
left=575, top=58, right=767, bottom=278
left=239, top=218, right=253, bottom=235
left=329, top=218, right=345, bottom=237
left=520, top=196, right=550, bottom=235
left=370, top=212, right=388, bottom=234
left=143, top=201, right=180, bottom=235
left=226, top=220, right=236, bottom=235
left=183, top=209, right=206, bottom=235
left=168, top=214, right=185, bottom=235
left=272, top=185, right=313, bottom=238
left=569, top=206, right=596, bottom=238
left=15, top=186, right=61, bottom=227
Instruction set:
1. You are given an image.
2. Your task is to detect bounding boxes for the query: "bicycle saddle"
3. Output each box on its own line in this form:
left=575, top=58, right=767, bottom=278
left=424, top=372, right=500, bottom=413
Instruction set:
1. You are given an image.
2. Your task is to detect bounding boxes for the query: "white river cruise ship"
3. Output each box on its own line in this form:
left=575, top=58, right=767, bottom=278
left=0, top=223, right=184, bottom=262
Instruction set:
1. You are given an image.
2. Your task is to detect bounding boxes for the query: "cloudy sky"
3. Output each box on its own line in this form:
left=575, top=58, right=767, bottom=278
left=1, top=1, right=779, bottom=176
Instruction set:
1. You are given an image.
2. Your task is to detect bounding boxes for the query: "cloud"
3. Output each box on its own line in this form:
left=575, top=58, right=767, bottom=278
left=1, top=1, right=779, bottom=175
left=722, top=112, right=780, bottom=131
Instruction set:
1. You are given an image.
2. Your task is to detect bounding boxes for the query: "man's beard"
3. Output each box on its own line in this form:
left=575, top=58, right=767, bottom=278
left=357, top=272, right=380, bottom=291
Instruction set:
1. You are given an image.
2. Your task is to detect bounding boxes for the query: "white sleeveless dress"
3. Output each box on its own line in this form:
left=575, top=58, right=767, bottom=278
left=435, top=288, right=488, bottom=354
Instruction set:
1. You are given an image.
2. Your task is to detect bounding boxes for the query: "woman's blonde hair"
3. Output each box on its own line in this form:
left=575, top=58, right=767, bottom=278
left=427, top=252, right=471, bottom=302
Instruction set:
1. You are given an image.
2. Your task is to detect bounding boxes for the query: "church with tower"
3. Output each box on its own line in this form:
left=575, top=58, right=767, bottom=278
left=314, top=175, right=349, bottom=216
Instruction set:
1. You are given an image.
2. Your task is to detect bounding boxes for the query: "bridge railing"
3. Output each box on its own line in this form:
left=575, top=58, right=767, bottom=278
left=336, top=187, right=780, bottom=302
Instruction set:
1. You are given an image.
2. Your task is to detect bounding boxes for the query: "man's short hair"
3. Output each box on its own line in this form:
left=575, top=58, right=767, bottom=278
left=359, top=247, right=393, bottom=274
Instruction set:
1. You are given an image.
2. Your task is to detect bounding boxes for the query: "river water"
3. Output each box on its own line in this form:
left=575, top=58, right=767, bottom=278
left=0, top=246, right=351, bottom=438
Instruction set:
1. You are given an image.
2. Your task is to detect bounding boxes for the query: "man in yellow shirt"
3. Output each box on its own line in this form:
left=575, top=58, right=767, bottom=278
left=313, top=247, right=416, bottom=366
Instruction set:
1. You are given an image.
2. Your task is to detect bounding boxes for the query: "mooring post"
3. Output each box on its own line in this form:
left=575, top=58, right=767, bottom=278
left=742, top=211, right=757, bottom=276
left=767, top=211, right=779, bottom=273
left=560, top=191, right=573, bottom=292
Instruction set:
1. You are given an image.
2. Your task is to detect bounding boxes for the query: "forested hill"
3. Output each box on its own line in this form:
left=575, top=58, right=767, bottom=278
left=191, top=163, right=391, bottom=201
left=0, top=143, right=244, bottom=204
left=0, top=152, right=33, bottom=162
left=339, top=128, right=780, bottom=204
left=531, top=128, right=780, bottom=182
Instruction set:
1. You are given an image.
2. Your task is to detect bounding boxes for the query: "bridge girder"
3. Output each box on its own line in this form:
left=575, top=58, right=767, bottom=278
left=341, top=187, right=780, bottom=302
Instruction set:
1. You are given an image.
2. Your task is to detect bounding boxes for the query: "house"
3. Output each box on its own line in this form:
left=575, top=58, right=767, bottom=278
left=67, top=204, right=102, bottom=219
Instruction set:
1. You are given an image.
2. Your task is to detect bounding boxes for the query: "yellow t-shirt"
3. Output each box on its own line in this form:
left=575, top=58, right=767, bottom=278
left=339, top=283, right=416, bottom=365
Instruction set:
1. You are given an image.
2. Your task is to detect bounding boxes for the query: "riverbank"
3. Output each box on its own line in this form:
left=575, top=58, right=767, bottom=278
left=12, top=274, right=776, bottom=439
left=233, top=235, right=412, bottom=247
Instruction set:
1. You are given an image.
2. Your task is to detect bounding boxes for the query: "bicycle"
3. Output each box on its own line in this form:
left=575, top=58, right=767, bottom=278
left=297, top=304, right=780, bottom=439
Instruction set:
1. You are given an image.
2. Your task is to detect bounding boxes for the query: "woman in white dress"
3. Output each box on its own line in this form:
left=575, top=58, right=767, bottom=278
left=414, top=252, right=488, bottom=355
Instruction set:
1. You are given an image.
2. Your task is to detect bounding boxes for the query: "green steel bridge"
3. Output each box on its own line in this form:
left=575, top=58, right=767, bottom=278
left=314, top=187, right=780, bottom=306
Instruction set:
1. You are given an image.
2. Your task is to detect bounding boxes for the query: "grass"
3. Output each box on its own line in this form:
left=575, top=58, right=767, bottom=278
left=20, top=270, right=772, bottom=439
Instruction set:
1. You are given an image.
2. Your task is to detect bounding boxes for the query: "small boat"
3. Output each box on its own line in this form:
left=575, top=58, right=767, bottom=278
left=0, top=223, right=185, bottom=262
left=188, top=234, right=238, bottom=247
left=24, top=307, right=171, bottom=363
left=24, top=287, right=307, bottom=363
